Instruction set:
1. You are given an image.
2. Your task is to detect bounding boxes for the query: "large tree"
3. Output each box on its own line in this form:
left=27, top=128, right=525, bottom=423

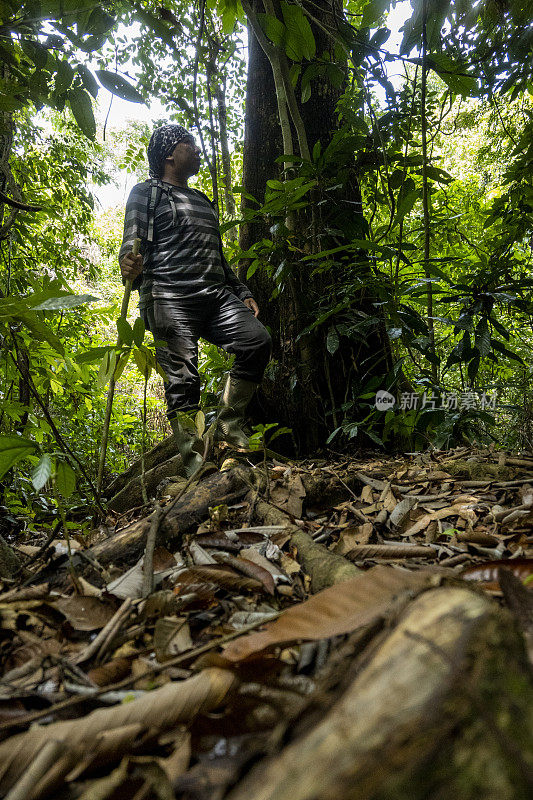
left=239, top=0, right=394, bottom=452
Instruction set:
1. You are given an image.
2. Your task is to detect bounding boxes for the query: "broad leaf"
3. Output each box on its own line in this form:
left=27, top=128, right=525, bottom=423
left=68, top=88, right=96, bottom=139
left=132, top=317, right=145, bottom=347
left=32, top=454, right=52, bottom=491
left=95, top=70, right=144, bottom=103
left=116, top=316, right=133, bottom=346
left=31, top=293, right=99, bottom=311
left=0, top=435, right=38, bottom=480
left=55, top=460, right=76, bottom=498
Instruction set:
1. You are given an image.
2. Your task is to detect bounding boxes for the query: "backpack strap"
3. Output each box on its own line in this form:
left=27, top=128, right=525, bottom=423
left=147, top=178, right=178, bottom=242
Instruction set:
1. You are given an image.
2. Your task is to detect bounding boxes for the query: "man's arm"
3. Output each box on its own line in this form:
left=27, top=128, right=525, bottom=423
left=119, top=184, right=147, bottom=288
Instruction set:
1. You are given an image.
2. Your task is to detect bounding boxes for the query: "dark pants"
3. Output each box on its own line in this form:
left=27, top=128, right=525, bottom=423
left=140, top=288, right=271, bottom=417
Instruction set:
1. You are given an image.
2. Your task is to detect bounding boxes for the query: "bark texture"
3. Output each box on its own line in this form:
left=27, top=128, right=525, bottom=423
left=88, top=467, right=253, bottom=566
left=227, top=587, right=533, bottom=800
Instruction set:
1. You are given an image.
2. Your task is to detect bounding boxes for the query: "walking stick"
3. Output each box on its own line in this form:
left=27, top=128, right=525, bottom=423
left=97, top=237, right=141, bottom=494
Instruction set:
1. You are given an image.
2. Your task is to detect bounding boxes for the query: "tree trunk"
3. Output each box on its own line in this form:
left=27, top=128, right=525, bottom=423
left=215, top=78, right=237, bottom=242
left=240, top=1, right=393, bottom=453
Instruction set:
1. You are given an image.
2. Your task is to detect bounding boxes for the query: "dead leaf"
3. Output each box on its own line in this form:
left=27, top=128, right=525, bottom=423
left=345, top=545, right=437, bottom=560
left=222, top=567, right=436, bottom=662
left=152, top=547, right=177, bottom=572
left=88, top=657, right=132, bottom=687
left=212, top=553, right=276, bottom=595
left=173, top=566, right=262, bottom=594
left=0, top=668, right=236, bottom=794
left=280, top=553, right=301, bottom=575
left=462, top=558, right=533, bottom=587
left=154, top=617, right=193, bottom=662
left=239, top=548, right=289, bottom=584
left=53, top=596, right=118, bottom=631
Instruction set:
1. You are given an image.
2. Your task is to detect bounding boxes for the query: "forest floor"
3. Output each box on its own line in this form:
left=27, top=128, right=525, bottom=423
left=1, top=443, right=533, bottom=799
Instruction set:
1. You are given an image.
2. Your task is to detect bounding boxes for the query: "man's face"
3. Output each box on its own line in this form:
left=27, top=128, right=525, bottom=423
left=166, top=135, right=201, bottom=177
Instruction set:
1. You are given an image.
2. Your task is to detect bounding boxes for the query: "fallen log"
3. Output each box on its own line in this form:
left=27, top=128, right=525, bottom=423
left=254, top=500, right=359, bottom=591
left=108, top=454, right=181, bottom=512
left=104, top=435, right=176, bottom=500
left=87, top=466, right=253, bottom=566
left=226, top=586, right=533, bottom=800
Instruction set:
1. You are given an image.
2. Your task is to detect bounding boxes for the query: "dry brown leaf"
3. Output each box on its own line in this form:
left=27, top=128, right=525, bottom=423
left=212, top=553, right=276, bottom=595
left=0, top=668, right=236, bottom=794
left=345, top=545, right=437, bottom=560
left=53, top=596, right=118, bottom=631
left=152, top=547, right=177, bottom=572
left=279, top=553, right=301, bottom=575
left=333, top=524, right=374, bottom=555
left=88, top=657, right=132, bottom=687
left=154, top=617, right=193, bottom=662
left=173, top=566, right=262, bottom=594
left=401, top=503, right=477, bottom=538
left=222, top=566, right=436, bottom=662
left=462, top=558, right=533, bottom=587
left=240, top=548, right=289, bottom=584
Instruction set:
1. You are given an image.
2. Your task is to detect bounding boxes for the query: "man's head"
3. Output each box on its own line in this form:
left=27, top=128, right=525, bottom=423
left=147, top=124, right=200, bottom=179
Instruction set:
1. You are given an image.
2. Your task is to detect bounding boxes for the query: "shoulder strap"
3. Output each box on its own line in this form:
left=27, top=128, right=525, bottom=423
left=147, top=178, right=163, bottom=243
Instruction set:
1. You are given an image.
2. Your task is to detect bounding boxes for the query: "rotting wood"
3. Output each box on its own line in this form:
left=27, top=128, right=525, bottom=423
left=104, top=435, right=177, bottom=500
left=87, top=466, right=254, bottom=566
left=107, top=454, right=181, bottom=512
left=226, top=587, right=533, bottom=800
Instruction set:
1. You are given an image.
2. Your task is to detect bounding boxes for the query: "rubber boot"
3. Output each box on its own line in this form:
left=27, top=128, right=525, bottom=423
left=169, top=415, right=204, bottom=478
left=216, top=375, right=257, bottom=449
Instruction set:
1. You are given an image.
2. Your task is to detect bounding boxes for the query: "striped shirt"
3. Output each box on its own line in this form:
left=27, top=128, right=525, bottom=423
left=119, top=179, right=252, bottom=304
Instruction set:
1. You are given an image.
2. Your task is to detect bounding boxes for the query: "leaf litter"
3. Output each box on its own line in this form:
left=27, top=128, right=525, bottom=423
left=1, top=444, right=533, bottom=797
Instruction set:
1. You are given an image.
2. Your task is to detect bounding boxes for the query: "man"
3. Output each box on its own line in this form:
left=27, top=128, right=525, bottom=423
left=119, top=124, right=271, bottom=476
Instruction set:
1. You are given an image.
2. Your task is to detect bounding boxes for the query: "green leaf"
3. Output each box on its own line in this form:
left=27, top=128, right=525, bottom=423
left=116, top=316, right=133, bottom=346
left=132, top=317, right=145, bottom=347
left=0, top=435, right=39, bottom=480
left=280, top=1, right=316, bottom=60
left=68, top=88, right=96, bottom=139
left=195, top=410, right=205, bottom=438
left=113, top=350, right=131, bottom=382
left=326, top=327, right=340, bottom=355
left=491, top=338, right=524, bottom=364
left=32, top=454, right=52, bottom=491
left=77, top=64, right=99, bottom=98
left=95, top=70, right=144, bottom=104
left=31, top=293, right=99, bottom=310
left=55, top=460, right=76, bottom=498
left=54, top=60, right=74, bottom=94
left=97, top=350, right=117, bottom=389
left=424, top=165, right=455, bottom=183
left=475, top=318, right=491, bottom=357
left=86, top=7, right=115, bottom=35
left=76, top=346, right=115, bottom=364
left=256, top=12, right=286, bottom=48
left=361, top=0, right=390, bottom=27
left=133, top=347, right=151, bottom=379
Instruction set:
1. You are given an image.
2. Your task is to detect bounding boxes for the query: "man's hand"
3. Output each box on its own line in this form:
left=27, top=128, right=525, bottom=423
left=120, top=251, right=143, bottom=281
left=244, top=297, right=259, bottom=317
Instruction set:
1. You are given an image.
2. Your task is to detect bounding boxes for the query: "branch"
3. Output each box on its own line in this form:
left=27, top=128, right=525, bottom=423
left=0, top=190, right=43, bottom=212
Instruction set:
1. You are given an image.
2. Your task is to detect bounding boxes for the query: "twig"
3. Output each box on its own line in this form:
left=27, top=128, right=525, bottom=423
left=74, top=598, right=133, bottom=665
left=13, top=524, right=60, bottom=576
left=0, top=612, right=280, bottom=734
left=142, top=504, right=164, bottom=598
